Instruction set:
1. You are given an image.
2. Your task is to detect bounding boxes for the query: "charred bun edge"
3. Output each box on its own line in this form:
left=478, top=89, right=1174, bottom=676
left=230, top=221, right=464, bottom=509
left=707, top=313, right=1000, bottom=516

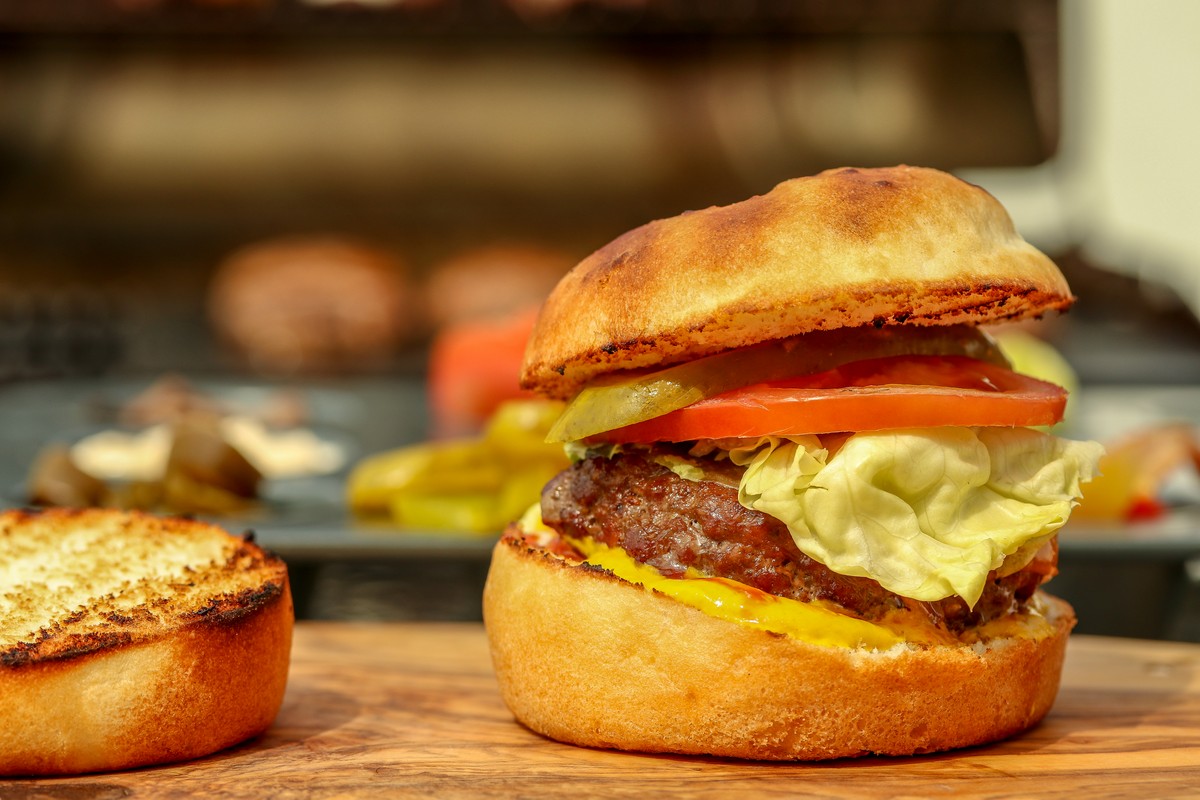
left=0, top=509, right=294, bottom=776
left=483, top=529, right=1076, bottom=761
left=521, top=165, right=1074, bottom=400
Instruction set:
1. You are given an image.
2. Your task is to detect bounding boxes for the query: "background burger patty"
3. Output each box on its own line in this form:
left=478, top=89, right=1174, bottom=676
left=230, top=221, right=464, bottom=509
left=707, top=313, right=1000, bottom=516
left=540, top=451, right=1044, bottom=632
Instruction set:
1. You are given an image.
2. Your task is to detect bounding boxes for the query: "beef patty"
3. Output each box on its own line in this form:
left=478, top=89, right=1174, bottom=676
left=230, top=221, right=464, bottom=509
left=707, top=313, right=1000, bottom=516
left=540, top=449, right=1048, bottom=632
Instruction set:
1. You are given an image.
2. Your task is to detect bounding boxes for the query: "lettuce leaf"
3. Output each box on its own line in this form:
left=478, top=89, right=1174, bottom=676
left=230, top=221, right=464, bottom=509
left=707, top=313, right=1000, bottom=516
left=727, top=428, right=1103, bottom=606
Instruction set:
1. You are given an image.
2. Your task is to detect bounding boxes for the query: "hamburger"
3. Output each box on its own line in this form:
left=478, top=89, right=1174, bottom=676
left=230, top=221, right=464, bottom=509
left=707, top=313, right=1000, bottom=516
left=482, top=165, right=1104, bottom=760
left=0, top=508, right=293, bottom=776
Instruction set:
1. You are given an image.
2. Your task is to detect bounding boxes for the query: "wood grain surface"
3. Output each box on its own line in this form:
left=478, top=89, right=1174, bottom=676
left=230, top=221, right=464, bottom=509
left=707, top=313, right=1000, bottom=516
left=4, top=624, right=1200, bottom=799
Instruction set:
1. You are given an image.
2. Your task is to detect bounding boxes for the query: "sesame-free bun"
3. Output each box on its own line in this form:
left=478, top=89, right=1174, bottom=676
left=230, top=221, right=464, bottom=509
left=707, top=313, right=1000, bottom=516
left=0, top=508, right=293, bottom=776
left=522, top=166, right=1072, bottom=399
left=483, top=531, right=1076, bottom=761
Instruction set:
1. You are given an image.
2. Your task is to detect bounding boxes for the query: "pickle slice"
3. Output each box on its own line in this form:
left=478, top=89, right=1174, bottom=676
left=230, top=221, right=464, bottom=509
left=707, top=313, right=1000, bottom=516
left=546, top=325, right=1009, bottom=443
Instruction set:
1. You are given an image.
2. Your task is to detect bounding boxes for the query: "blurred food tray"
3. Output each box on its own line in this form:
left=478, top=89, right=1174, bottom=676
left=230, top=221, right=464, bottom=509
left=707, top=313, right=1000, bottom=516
left=2, top=375, right=1200, bottom=634
left=0, top=373, right=494, bottom=562
left=2, top=376, right=1200, bottom=556
left=1060, top=509, right=1200, bottom=560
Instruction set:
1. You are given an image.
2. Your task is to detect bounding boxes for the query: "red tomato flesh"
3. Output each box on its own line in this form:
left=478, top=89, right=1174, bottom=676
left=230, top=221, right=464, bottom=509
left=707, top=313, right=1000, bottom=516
left=594, top=355, right=1067, bottom=444
left=427, top=306, right=539, bottom=437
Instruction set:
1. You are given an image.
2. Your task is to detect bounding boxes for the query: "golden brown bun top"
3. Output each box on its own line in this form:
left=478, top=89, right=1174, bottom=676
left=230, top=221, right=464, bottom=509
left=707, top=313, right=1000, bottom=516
left=522, top=165, right=1073, bottom=399
left=0, top=508, right=288, bottom=667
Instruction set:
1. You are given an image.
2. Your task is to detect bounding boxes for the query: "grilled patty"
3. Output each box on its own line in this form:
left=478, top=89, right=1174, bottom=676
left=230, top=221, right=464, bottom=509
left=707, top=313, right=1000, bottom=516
left=540, top=449, right=1046, bottom=632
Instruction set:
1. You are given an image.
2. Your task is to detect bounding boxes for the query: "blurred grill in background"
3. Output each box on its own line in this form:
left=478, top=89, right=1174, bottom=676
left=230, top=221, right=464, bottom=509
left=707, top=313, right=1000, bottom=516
left=0, top=289, right=123, bottom=380
left=1, top=0, right=1199, bottom=635
left=0, top=0, right=1058, bottom=380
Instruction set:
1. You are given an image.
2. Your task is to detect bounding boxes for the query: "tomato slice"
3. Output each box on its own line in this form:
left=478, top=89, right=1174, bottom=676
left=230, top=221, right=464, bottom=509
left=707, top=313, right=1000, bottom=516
left=545, top=325, right=1009, bottom=444
left=593, top=356, right=1067, bottom=443
left=428, top=306, right=539, bottom=437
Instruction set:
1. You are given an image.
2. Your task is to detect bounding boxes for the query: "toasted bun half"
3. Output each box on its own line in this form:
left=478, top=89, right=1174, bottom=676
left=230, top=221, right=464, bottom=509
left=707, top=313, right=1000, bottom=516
left=522, top=165, right=1072, bottom=399
left=0, top=508, right=293, bottom=776
left=483, top=531, right=1076, bottom=761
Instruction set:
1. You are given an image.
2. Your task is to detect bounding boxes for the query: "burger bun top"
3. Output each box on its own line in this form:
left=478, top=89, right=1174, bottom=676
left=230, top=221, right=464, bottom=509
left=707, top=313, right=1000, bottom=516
left=522, top=166, right=1072, bottom=400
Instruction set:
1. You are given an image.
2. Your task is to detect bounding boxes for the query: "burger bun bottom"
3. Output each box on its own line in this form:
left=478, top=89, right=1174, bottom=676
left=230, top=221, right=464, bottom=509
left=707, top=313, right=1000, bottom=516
left=483, top=530, right=1076, bottom=761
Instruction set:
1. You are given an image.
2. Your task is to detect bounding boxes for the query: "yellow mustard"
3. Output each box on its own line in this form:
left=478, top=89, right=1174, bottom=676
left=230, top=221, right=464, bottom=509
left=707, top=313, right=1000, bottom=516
left=572, top=536, right=904, bottom=650
left=518, top=505, right=1052, bottom=650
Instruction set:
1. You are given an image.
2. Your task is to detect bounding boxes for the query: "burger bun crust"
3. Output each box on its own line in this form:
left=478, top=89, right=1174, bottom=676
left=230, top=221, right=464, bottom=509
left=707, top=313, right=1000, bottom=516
left=0, top=509, right=293, bottom=776
left=483, top=531, right=1076, bottom=761
left=523, top=165, right=1073, bottom=399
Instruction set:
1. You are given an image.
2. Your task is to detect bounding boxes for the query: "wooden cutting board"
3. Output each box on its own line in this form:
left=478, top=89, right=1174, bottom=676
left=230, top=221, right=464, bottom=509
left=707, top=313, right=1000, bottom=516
left=6, top=624, right=1200, bottom=798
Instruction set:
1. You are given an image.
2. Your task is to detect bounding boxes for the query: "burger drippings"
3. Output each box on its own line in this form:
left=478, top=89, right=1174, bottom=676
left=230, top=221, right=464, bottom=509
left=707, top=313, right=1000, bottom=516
left=539, top=448, right=1051, bottom=636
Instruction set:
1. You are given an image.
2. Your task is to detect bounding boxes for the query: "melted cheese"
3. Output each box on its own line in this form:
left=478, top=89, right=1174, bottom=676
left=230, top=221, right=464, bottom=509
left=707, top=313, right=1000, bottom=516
left=573, top=536, right=903, bottom=650
left=516, top=505, right=1055, bottom=650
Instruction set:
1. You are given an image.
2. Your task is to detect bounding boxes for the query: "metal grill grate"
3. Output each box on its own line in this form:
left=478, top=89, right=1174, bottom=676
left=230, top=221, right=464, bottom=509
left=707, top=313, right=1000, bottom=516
left=0, top=290, right=123, bottom=381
